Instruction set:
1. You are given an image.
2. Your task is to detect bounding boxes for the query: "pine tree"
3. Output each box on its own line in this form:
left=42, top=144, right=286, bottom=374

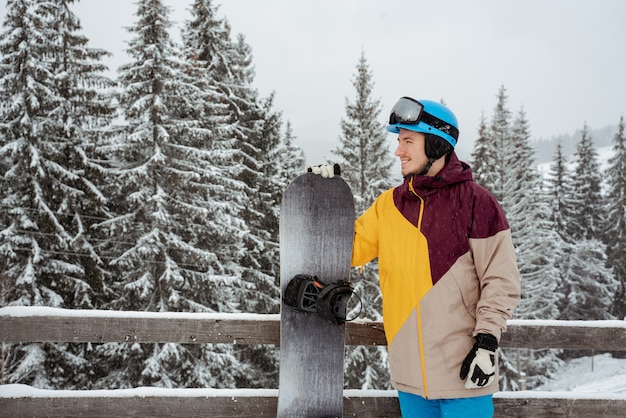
left=472, top=86, right=512, bottom=199
left=45, top=0, right=117, bottom=305
left=498, top=108, right=563, bottom=389
left=0, top=0, right=62, bottom=309
left=0, top=0, right=114, bottom=388
left=545, top=143, right=572, bottom=241
left=603, top=116, right=626, bottom=320
left=233, top=92, right=285, bottom=389
left=554, top=123, right=618, bottom=351
left=470, top=88, right=566, bottom=389
left=470, top=112, right=494, bottom=188
left=0, top=0, right=60, bottom=388
left=180, top=0, right=249, bottom=296
left=559, top=239, right=616, bottom=321
left=104, top=0, right=239, bottom=314
left=331, top=52, right=393, bottom=389
left=232, top=99, right=304, bottom=388
left=182, top=0, right=287, bottom=388
left=226, top=33, right=280, bottom=316
left=182, top=0, right=236, bottom=149
left=567, top=124, right=605, bottom=241
left=545, top=141, right=578, bottom=321
left=93, top=0, right=247, bottom=389
left=333, top=52, right=394, bottom=215
left=278, top=120, right=306, bottom=181
left=236, top=92, right=282, bottom=315
left=505, top=109, right=561, bottom=319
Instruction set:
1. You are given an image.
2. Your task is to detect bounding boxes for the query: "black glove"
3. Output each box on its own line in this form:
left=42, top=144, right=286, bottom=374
left=306, top=164, right=341, bottom=178
left=460, top=333, right=498, bottom=389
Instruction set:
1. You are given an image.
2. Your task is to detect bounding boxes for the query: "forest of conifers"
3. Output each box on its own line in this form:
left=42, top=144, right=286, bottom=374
left=1, top=0, right=624, bottom=391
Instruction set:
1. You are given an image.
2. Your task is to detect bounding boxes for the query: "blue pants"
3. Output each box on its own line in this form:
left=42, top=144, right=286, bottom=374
left=397, top=391, right=494, bottom=418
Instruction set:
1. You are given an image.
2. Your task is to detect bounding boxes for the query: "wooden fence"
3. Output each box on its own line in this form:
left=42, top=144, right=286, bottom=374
left=1, top=307, right=625, bottom=417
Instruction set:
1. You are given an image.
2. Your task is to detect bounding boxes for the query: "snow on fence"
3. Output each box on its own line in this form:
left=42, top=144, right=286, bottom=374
left=1, top=307, right=625, bottom=417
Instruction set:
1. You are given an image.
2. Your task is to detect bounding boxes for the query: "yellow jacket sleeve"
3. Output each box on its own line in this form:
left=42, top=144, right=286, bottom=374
left=351, top=194, right=383, bottom=268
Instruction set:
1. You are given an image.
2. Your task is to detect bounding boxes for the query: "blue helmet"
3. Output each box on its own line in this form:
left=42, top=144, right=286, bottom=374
left=386, top=98, right=459, bottom=148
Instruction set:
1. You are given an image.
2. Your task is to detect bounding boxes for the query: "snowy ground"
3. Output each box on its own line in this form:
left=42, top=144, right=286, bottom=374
left=537, top=353, right=626, bottom=394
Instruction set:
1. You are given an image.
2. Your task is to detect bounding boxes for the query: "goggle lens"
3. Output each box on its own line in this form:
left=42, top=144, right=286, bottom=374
left=389, top=97, right=424, bottom=125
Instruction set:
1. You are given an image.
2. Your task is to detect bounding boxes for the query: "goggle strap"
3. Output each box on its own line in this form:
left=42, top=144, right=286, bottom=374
left=421, top=111, right=459, bottom=140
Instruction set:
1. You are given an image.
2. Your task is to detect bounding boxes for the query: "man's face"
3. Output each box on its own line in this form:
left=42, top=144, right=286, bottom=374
left=394, top=129, right=429, bottom=177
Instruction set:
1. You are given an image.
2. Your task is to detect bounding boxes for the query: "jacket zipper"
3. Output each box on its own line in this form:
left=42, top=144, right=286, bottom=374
left=409, top=178, right=430, bottom=398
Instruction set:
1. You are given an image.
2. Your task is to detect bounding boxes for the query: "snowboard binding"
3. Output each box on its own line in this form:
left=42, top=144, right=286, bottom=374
left=283, top=274, right=361, bottom=325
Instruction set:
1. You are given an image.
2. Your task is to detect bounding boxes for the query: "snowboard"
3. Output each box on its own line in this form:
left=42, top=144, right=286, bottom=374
left=277, top=171, right=355, bottom=418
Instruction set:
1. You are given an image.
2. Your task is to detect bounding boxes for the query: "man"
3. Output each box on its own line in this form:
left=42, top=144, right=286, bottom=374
left=313, top=97, right=520, bottom=417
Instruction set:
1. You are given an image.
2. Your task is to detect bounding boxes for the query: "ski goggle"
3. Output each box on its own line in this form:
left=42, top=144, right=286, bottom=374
left=388, top=97, right=425, bottom=125
left=388, top=97, right=459, bottom=145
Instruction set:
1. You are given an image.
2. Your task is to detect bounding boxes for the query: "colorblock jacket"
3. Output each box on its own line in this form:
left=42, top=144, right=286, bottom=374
left=352, top=153, right=520, bottom=399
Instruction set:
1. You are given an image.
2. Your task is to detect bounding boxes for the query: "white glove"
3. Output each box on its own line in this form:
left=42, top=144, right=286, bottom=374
left=460, top=333, right=497, bottom=389
left=307, top=164, right=339, bottom=178
left=462, top=347, right=496, bottom=389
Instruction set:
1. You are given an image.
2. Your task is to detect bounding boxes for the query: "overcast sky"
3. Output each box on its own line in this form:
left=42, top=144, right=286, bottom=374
left=1, top=0, right=625, bottom=163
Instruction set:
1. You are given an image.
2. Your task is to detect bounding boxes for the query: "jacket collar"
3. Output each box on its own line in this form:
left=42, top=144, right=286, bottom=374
left=402, top=152, right=474, bottom=197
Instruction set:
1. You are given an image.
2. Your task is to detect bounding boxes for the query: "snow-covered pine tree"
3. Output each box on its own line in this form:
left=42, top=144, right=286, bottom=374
left=45, top=0, right=117, bottom=306
left=233, top=92, right=285, bottom=388
left=0, top=0, right=64, bottom=311
left=567, top=123, right=605, bottom=241
left=498, top=108, right=562, bottom=389
left=105, top=0, right=244, bottom=313
left=491, top=86, right=514, bottom=202
left=554, top=123, right=618, bottom=357
left=559, top=239, right=616, bottom=321
left=505, top=108, right=561, bottom=319
left=182, top=0, right=283, bottom=388
left=0, top=0, right=114, bottom=388
left=278, top=120, right=306, bottom=182
left=92, top=0, right=248, bottom=389
left=180, top=0, right=250, bottom=298
left=470, top=112, right=493, bottom=188
left=227, top=34, right=280, bottom=316
left=332, top=51, right=393, bottom=389
left=0, top=0, right=57, bottom=388
left=546, top=143, right=573, bottom=242
left=604, top=116, right=626, bottom=320
left=182, top=0, right=238, bottom=157
left=472, top=86, right=512, bottom=200
left=38, top=0, right=118, bottom=389
left=334, top=52, right=395, bottom=214
left=545, top=142, right=577, bottom=318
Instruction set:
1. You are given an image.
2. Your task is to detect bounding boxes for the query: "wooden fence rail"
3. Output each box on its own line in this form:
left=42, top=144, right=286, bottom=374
left=1, top=307, right=625, bottom=417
